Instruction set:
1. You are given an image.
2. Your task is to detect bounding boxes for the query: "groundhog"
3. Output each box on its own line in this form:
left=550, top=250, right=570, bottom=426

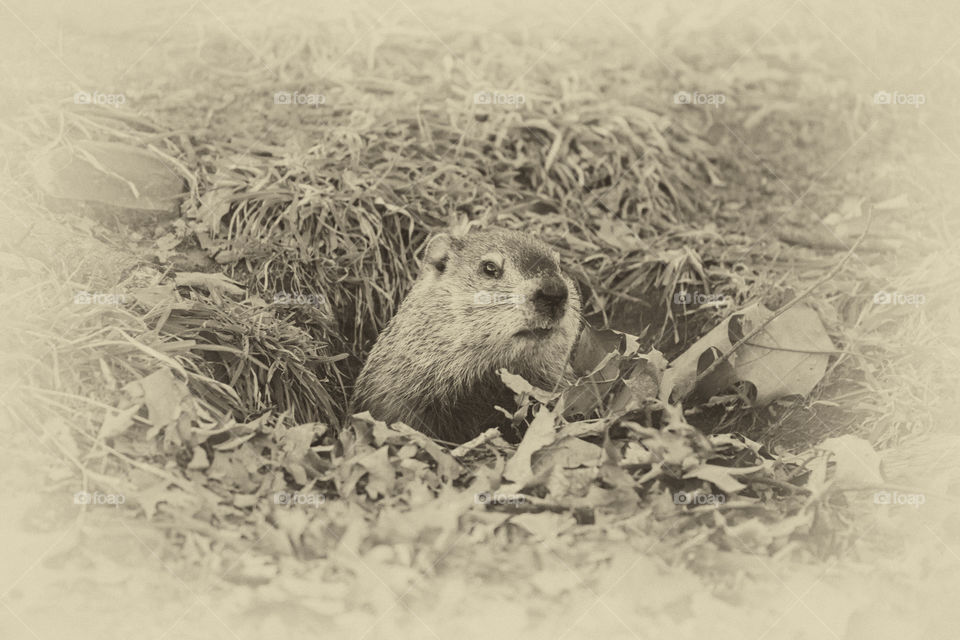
left=352, top=228, right=581, bottom=443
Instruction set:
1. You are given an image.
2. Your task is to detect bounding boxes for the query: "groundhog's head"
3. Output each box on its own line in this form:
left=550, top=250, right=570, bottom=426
left=353, top=227, right=583, bottom=439
left=414, top=228, right=581, bottom=383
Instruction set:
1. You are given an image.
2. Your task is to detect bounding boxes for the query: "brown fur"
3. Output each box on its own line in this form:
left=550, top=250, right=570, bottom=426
left=351, top=228, right=581, bottom=442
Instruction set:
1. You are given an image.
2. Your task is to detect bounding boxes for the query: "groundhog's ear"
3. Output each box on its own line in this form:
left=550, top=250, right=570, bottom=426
left=423, top=233, right=453, bottom=274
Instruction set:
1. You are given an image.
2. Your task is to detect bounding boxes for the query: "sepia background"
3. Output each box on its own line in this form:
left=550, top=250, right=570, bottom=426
left=1, top=0, right=959, bottom=638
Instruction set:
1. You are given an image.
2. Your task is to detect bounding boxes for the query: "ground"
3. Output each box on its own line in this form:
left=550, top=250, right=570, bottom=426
left=1, top=1, right=959, bottom=639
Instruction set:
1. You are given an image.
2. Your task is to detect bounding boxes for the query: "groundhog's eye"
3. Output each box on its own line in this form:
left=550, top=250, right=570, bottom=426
left=481, top=261, right=502, bottom=278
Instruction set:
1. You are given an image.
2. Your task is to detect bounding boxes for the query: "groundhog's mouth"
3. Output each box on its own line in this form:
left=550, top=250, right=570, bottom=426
left=514, top=327, right=555, bottom=339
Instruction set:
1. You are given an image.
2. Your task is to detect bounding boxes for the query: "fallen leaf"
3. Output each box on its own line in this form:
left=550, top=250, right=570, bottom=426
left=375, top=421, right=462, bottom=482
left=819, top=435, right=883, bottom=489
left=504, top=407, right=559, bottom=484
left=234, top=493, right=259, bottom=508
left=32, top=140, right=185, bottom=213
left=685, top=463, right=763, bottom=493
left=175, top=272, right=245, bottom=297
left=563, top=326, right=655, bottom=417
left=98, top=405, right=142, bottom=439
left=608, top=352, right=668, bottom=413
left=661, top=303, right=834, bottom=406
left=187, top=446, right=210, bottom=470
left=498, top=369, right=556, bottom=403
left=356, top=446, right=396, bottom=499
left=195, top=187, right=234, bottom=232
left=132, top=368, right=189, bottom=429
left=130, top=283, right=179, bottom=309
left=532, top=436, right=602, bottom=473
left=509, top=512, right=574, bottom=540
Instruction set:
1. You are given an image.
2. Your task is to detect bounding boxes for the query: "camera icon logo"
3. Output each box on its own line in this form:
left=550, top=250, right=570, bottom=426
left=674, top=290, right=693, bottom=304
left=673, top=91, right=692, bottom=104
left=873, top=491, right=892, bottom=505
left=873, top=290, right=892, bottom=304
left=74, top=491, right=91, bottom=505
left=274, top=91, right=292, bottom=105
left=873, top=91, right=892, bottom=105
left=473, top=291, right=493, bottom=305
left=474, top=91, right=492, bottom=105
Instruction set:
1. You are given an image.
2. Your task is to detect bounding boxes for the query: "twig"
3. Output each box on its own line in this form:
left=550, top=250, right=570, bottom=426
left=694, top=210, right=873, bottom=387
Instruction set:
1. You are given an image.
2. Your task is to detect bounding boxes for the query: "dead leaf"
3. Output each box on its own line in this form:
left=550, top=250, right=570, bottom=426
left=570, top=325, right=639, bottom=376
left=356, top=446, right=396, bottom=499
left=98, top=405, right=142, bottom=439
left=685, top=463, right=762, bottom=493
left=504, top=407, right=559, bottom=484
left=135, top=482, right=202, bottom=519
left=234, top=493, right=259, bottom=508
left=175, top=272, right=245, bottom=297
left=532, top=437, right=602, bottom=473
left=608, top=352, right=668, bottom=413
left=195, top=187, right=234, bottom=232
left=187, top=446, right=210, bottom=470
left=819, top=435, right=883, bottom=489
left=509, top=512, right=574, bottom=540
left=32, top=140, right=185, bottom=214
left=130, top=368, right=189, bottom=429
left=661, top=303, right=834, bottom=406
left=130, top=283, right=180, bottom=310
left=563, top=326, right=655, bottom=417
left=374, top=421, right=462, bottom=482
left=642, top=422, right=713, bottom=469
left=498, top=369, right=556, bottom=403
left=723, top=518, right=773, bottom=552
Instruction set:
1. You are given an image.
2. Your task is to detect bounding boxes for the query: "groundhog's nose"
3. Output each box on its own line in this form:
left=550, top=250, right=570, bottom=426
left=532, top=276, right=568, bottom=321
